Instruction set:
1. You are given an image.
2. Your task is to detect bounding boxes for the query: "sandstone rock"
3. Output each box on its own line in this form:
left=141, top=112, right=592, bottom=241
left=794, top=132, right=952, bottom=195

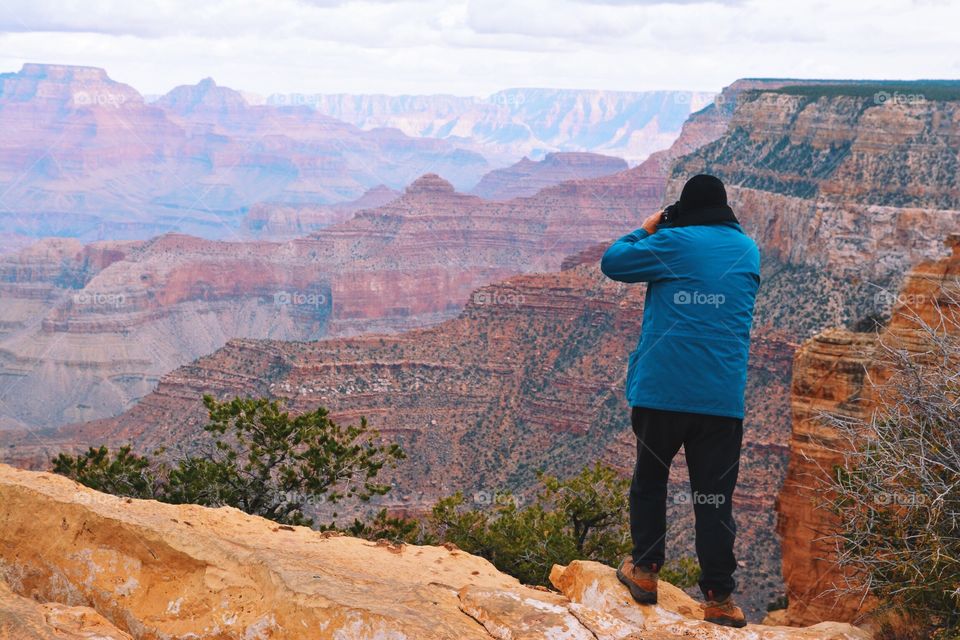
left=0, top=580, right=132, bottom=640
left=776, top=234, right=960, bottom=625
left=549, top=561, right=869, bottom=640
left=0, top=464, right=869, bottom=639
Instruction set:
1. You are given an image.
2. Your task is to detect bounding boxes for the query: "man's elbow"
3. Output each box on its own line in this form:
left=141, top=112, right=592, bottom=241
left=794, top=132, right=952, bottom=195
left=600, top=249, right=621, bottom=280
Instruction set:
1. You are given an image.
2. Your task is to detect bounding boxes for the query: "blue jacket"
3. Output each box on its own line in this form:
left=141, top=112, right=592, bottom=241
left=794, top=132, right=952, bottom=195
left=600, top=222, right=760, bottom=419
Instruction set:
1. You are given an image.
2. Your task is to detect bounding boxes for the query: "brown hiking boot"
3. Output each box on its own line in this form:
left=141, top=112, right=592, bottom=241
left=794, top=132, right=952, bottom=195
left=616, top=557, right=658, bottom=604
left=701, top=591, right=747, bottom=628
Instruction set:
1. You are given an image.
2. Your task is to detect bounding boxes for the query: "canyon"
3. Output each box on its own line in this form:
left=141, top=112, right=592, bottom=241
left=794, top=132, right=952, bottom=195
left=0, top=76, right=820, bottom=432
left=0, top=64, right=727, bottom=249
left=0, top=463, right=869, bottom=639
left=2, top=78, right=958, bottom=627
left=0, top=67, right=751, bottom=431
left=0, top=161, right=668, bottom=430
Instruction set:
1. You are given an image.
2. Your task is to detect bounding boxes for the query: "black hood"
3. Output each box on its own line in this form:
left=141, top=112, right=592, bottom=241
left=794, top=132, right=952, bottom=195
left=662, top=174, right=739, bottom=228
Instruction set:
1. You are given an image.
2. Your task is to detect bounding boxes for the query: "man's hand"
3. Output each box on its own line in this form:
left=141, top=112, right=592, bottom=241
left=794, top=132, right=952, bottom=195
left=641, top=210, right=664, bottom=235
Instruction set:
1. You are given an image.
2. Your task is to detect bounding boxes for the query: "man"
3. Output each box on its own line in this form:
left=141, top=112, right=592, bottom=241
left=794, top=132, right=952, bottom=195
left=600, top=174, right=760, bottom=628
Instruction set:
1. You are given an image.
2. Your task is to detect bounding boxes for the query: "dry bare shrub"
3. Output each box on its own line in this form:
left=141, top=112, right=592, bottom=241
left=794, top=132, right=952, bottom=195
left=817, top=290, right=960, bottom=636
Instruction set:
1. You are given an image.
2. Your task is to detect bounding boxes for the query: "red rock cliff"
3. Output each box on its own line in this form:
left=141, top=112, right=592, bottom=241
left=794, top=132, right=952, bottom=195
left=776, top=233, right=960, bottom=625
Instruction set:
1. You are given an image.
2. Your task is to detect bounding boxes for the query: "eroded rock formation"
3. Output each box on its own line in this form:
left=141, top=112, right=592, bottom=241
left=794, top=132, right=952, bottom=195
left=470, top=152, right=628, bottom=200
left=0, top=63, right=487, bottom=242
left=668, top=84, right=960, bottom=280
left=776, top=234, right=960, bottom=625
left=0, top=162, right=665, bottom=429
left=242, top=185, right=401, bottom=239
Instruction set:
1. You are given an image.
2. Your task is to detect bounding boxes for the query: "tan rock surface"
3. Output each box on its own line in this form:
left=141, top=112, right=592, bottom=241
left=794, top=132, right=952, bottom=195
left=0, top=464, right=869, bottom=639
left=0, top=580, right=132, bottom=640
left=549, top=561, right=869, bottom=640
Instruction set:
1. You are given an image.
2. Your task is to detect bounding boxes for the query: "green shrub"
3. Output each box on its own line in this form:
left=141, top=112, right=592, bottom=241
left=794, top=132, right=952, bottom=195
left=428, top=462, right=699, bottom=589
left=54, top=395, right=404, bottom=526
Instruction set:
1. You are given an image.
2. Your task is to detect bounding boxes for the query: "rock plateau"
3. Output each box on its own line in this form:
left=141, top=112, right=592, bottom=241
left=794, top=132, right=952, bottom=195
left=0, top=463, right=868, bottom=639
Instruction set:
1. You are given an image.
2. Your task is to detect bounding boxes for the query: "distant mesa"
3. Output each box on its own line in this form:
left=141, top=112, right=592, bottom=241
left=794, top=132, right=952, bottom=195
left=405, top=173, right=457, bottom=195
left=471, top=151, right=629, bottom=200
left=0, top=62, right=142, bottom=106
left=154, top=76, right=250, bottom=115
left=18, top=62, right=110, bottom=82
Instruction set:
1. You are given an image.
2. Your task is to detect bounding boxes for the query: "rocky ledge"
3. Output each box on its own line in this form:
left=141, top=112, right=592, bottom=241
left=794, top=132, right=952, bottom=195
left=0, top=464, right=866, bottom=639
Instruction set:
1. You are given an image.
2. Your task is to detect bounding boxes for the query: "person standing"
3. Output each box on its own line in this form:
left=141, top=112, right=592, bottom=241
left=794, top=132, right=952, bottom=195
left=600, top=174, right=760, bottom=628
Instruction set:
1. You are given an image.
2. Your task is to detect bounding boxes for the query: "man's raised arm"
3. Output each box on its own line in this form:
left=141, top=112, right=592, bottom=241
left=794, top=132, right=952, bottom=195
left=600, top=210, right=678, bottom=283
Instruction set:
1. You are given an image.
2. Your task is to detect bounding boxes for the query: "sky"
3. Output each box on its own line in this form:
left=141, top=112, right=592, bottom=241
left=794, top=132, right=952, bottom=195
left=0, top=0, right=958, bottom=97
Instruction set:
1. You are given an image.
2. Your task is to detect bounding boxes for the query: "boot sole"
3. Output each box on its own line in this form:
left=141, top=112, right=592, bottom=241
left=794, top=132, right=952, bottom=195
left=615, top=568, right=657, bottom=605
left=704, top=616, right=747, bottom=628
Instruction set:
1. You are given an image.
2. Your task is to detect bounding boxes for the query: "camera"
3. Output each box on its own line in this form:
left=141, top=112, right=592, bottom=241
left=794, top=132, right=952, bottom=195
left=660, top=201, right=681, bottom=227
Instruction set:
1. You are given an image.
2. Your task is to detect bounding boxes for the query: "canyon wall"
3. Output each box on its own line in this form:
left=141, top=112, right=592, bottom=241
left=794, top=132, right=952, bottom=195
left=668, top=84, right=960, bottom=281
left=776, top=234, right=960, bottom=626
left=267, top=88, right=718, bottom=165
left=469, top=152, right=628, bottom=200
left=0, top=163, right=667, bottom=430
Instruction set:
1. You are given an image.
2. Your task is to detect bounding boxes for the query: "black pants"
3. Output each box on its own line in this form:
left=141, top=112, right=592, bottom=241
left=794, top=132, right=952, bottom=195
left=629, top=406, right=743, bottom=599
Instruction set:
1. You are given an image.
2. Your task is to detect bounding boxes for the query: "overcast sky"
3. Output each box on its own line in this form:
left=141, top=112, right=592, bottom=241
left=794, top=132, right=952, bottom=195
left=0, top=0, right=957, bottom=97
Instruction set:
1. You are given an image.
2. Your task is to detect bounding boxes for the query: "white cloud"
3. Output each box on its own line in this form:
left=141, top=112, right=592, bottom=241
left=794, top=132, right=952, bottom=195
left=0, top=0, right=956, bottom=96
